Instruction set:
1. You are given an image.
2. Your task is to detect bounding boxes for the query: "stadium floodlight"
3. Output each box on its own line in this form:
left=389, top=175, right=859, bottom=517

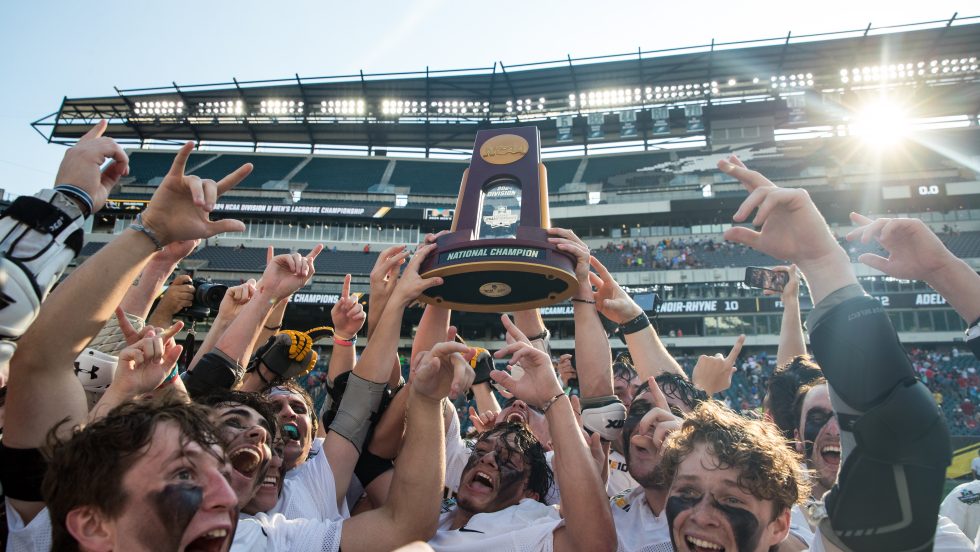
left=849, top=97, right=910, bottom=146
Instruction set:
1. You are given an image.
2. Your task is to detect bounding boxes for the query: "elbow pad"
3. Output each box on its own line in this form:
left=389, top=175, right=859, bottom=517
left=182, top=350, right=245, bottom=398
left=0, top=191, right=86, bottom=343
left=810, top=295, right=950, bottom=552
left=580, top=395, right=627, bottom=441
left=329, top=373, right=387, bottom=454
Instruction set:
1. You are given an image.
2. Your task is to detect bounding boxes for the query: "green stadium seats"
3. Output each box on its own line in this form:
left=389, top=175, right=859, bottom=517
left=292, top=157, right=390, bottom=192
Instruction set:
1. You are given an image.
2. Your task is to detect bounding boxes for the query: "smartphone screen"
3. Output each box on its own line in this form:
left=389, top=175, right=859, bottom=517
left=744, top=267, right=788, bottom=292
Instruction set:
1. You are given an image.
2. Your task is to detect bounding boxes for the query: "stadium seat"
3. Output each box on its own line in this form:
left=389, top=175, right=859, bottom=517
left=292, top=157, right=390, bottom=192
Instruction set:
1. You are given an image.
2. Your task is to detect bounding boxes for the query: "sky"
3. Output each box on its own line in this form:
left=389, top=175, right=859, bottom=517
left=0, top=1, right=973, bottom=198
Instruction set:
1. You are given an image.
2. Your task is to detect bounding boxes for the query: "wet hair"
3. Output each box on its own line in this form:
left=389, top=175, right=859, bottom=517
left=765, top=355, right=823, bottom=440
left=660, top=401, right=809, bottom=519
left=613, top=354, right=638, bottom=383
left=266, top=380, right=318, bottom=436
left=197, top=390, right=279, bottom=442
left=631, top=373, right=707, bottom=415
left=43, top=391, right=223, bottom=552
left=476, top=421, right=553, bottom=503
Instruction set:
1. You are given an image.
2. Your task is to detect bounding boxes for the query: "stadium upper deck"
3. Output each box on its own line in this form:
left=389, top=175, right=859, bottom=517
left=35, top=16, right=980, bottom=155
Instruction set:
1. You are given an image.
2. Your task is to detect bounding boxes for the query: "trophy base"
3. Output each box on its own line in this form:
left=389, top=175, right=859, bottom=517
left=419, top=239, right=578, bottom=313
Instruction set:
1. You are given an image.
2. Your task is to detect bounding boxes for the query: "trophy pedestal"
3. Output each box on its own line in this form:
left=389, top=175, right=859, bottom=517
left=419, top=234, right=577, bottom=313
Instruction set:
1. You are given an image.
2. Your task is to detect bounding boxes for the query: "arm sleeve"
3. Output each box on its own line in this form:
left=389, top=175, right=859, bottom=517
left=809, top=291, right=951, bottom=552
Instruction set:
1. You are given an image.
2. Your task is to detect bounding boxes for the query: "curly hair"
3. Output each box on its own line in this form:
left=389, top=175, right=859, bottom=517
left=43, top=391, right=223, bottom=552
left=476, top=421, right=553, bottom=504
left=660, top=401, right=809, bottom=518
left=765, top=355, right=823, bottom=440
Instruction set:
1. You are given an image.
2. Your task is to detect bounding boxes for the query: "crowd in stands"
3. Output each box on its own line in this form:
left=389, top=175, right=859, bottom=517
left=2, top=122, right=980, bottom=552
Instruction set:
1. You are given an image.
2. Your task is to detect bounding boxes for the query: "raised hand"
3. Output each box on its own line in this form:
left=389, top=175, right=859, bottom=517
left=556, top=354, right=576, bottom=387
left=217, top=279, right=257, bottom=319
left=258, top=245, right=324, bottom=300
left=152, top=274, right=195, bottom=322
left=411, top=341, right=475, bottom=400
left=369, top=245, right=410, bottom=304
left=846, top=213, right=956, bottom=282
left=112, top=324, right=184, bottom=397
left=331, top=274, right=366, bottom=338
left=139, top=141, right=250, bottom=245
left=692, top=334, right=745, bottom=395
left=763, top=265, right=801, bottom=302
left=547, top=227, right=593, bottom=294
left=491, top=318, right=565, bottom=408
left=468, top=406, right=499, bottom=433
left=589, top=256, right=643, bottom=324
left=115, top=306, right=182, bottom=347
left=720, top=155, right=843, bottom=269
left=54, top=120, right=129, bottom=214
left=630, top=377, right=683, bottom=452
left=390, top=243, right=443, bottom=307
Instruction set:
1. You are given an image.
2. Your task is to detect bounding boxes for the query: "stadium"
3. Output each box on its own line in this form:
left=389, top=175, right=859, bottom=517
left=34, top=13, right=980, bottom=486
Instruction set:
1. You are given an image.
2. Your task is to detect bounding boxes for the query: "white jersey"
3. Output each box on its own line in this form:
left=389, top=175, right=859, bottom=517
left=272, top=437, right=350, bottom=521
left=5, top=503, right=52, bottom=552
left=606, top=449, right=638, bottom=498
left=940, top=479, right=980, bottom=540
left=232, top=512, right=343, bottom=552
left=608, top=487, right=672, bottom=552
left=428, top=498, right=563, bottom=552
left=789, top=503, right=815, bottom=546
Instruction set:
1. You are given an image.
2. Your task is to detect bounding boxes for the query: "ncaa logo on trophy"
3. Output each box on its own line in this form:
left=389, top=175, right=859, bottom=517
left=418, top=126, right=577, bottom=312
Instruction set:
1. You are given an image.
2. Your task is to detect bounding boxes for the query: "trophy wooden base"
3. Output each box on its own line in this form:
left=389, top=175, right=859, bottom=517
left=418, top=238, right=577, bottom=313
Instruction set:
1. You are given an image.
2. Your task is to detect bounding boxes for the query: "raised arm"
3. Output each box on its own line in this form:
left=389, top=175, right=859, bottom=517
left=341, top=340, right=473, bottom=550
left=720, top=155, right=949, bottom=551
left=548, top=227, right=613, bottom=398
left=3, top=135, right=249, bottom=521
left=591, top=256, right=685, bottom=379
left=325, top=274, right=366, bottom=382
left=491, top=332, right=616, bottom=552
left=123, top=239, right=198, bottom=321
left=770, top=264, right=807, bottom=367
left=323, top=243, right=443, bottom=506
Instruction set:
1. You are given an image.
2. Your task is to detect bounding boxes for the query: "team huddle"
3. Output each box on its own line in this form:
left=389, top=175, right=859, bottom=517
left=0, top=121, right=978, bottom=551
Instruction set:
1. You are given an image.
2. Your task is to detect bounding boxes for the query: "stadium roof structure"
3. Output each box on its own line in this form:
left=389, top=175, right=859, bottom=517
left=34, top=14, right=980, bottom=156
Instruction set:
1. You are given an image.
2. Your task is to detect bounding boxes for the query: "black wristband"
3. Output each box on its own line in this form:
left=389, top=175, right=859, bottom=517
left=527, top=329, right=549, bottom=341
left=619, top=312, right=651, bottom=335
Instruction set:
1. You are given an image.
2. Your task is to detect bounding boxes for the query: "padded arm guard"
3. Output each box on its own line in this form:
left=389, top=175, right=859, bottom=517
left=580, top=395, right=627, bottom=441
left=182, top=349, right=245, bottom=398
left=329, top=373, right=387, bottom=454
left=0, top=190, right=86, bottom=365
left=810, top=294, right=951, bottom=552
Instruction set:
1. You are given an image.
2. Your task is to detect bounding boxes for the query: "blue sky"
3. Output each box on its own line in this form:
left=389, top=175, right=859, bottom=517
left=0, top=1, right=971, bottom=197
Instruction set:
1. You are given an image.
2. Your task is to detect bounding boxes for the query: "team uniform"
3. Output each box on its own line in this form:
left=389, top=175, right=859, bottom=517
left=608, top=487, right=672, bottom=552
left=428, top=498, right=563, bottom=552
left=606, top=449, right=637, bottom=498
left=271, top=437, right=350, bottom=521
left=232, top=512, right=343, bottom=552
left=5, top=504, right=52, bottom=552
left=940, top=479, right=980, bottom=540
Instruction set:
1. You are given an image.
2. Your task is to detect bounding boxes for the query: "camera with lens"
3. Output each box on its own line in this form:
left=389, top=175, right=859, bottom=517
left=177, top=278, right=228, bottom=320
